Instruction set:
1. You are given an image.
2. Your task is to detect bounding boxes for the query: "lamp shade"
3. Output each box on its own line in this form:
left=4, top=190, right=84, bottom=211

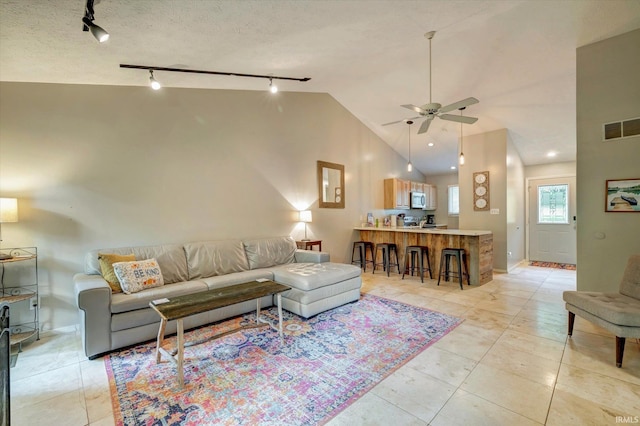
left=0, top=198, right=18, bottom=223
left=299, top=210, right=312, bottom=223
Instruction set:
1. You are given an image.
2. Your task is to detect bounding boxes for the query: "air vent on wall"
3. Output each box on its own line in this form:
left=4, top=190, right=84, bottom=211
left=603, top=117, right=640, bottom=141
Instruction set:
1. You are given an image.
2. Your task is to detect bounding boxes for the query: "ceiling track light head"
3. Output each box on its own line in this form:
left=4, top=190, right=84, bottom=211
left=149, top=70, right=161, bottom=90
left=269, top=78, right=278, bottom=94
left=82, top=0, right=109, bottom=42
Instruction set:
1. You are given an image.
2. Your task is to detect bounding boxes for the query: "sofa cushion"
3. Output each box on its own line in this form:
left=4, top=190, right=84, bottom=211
left=113, top=258, right=164, bottom=294
left=184, top=240, right=249, bottom=279
left=98, top=253, right=135, bottom=293
left=111, top=280, right=209, bottom=314
left=243, top=236, right=296, bottom=270
left=200, top=270, right=275, bottom=291
left=85, top=244, right=189, bottom=284
left=563, top=291, right=640, bottom=327
left=272, top=262, right=362, bottom=291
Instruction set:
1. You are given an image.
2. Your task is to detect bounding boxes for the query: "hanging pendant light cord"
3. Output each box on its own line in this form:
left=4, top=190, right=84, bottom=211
left=428, top=37, right=432, bottom=104
left=409, top=126, right=411, bottom=162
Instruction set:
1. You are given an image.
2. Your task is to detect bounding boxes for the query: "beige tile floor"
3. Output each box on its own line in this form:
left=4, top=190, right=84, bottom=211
left=9, top=264, right=640, bottom=425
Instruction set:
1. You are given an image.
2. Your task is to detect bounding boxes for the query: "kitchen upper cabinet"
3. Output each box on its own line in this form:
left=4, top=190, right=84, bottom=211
left=410, top=182, right=425, bottom=193
left=384, top=178, right=410, bottom=209
left=424, top=184, right=437, bottom=210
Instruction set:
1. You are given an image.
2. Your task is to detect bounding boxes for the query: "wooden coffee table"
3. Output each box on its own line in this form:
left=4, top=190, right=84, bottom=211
left=149, top=280, right=290, bottom=388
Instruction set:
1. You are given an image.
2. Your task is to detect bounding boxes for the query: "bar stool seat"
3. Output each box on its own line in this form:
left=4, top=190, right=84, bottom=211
left=402, top=245, right=432, bottom=283
left=351, top=241, right=374, bottom=272
left=374, top=243, right=400, bottom=276
left=437, top=248, right=470, bottom=290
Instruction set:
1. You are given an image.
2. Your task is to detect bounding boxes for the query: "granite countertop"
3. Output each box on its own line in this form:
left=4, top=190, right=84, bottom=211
left=354, top=226, right=492, bottom=236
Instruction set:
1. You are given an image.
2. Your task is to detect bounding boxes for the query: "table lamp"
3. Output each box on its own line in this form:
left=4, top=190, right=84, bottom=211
left=299, top=210, right=312, bottom=241
left=0, top=198, right=18, bottom=260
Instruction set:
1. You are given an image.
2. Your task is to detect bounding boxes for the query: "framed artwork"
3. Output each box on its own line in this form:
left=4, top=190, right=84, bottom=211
left=606, top=178, right=640, bottom=212
left=473, top=171, right=490, bottom=211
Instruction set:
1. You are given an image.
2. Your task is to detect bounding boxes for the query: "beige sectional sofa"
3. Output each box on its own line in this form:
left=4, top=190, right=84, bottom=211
left=74, top=236, right=361, bottom=359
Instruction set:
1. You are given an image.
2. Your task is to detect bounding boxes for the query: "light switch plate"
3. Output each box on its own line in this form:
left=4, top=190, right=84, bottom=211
left=490, top=208, right=499, bottom=215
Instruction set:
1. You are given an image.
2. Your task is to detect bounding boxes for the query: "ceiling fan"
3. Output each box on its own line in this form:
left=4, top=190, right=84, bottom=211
left=383, top=31, right=479, bottom=134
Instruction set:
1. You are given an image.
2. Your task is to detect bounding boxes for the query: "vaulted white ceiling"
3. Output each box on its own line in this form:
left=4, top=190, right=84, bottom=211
left=2, top=0, right=639, bottom=175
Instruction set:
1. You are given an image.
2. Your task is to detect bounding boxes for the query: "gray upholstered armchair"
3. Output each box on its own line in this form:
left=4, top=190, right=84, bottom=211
left=563, top=254, right=640, bottom=367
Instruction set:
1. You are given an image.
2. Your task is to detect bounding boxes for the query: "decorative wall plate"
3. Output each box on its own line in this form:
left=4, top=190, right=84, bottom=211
left=473, top=171, right=490, bottom=211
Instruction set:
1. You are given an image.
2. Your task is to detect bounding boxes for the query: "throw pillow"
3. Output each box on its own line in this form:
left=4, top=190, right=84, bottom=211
left=113, top=258, right=164, bottom=294
left=98, top=253, right=136, bottom=293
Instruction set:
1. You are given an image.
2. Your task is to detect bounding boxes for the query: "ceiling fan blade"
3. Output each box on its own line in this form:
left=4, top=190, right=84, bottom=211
left=417, top=118, right=432, bottom=134
left=401, top=104, right=425, bottom=114
left=439, top=114, right=478, bottom=124
left=382, top=116, right=421, bottom=126
left=439, top=97, right=479, bottom=113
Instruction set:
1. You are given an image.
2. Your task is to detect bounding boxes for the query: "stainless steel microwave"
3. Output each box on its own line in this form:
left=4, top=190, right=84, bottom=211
left=410, top=192, right=426, bottom=209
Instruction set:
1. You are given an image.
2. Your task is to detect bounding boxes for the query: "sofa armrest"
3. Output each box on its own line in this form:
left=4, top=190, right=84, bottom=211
left=74, top=273, right=112, bottom=359
left=294, top=249, right=330, bottom=263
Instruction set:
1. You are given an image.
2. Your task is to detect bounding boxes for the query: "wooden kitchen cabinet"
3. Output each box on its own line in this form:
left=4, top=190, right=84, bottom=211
left=410, top=182, right=425, bottom=193
left=384, top=178, right=410, bottom=209
left=424, top=184, right=437, bottom=210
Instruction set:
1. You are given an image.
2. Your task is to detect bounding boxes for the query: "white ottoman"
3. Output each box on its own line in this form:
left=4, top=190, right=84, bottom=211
left=272, top=262, right=362, bottom=318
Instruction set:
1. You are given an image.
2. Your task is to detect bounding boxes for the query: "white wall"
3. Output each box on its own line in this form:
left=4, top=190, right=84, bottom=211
left=0, top=82, right=422, bottom=330
left=459, top=129, right=511, bottom=271
left=576, top=29, right=640, bottom=292
left=506, top=135, right=526, bottom=270
left=525, top=162, right=576, bottom=179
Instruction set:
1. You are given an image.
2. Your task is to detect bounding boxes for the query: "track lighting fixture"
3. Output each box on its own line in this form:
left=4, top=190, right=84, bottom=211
left=459, top=107, right=466, bottom=166
left=120, top=64, right=311, bottom=91
left=406, top=120, right=413, bottom=172
left=82, top=0, right=109, bottom=43
left=149, top=70, right=161, bottom=90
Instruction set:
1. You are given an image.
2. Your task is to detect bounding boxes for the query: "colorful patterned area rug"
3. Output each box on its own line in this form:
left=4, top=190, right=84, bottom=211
left=105, top=294, right=462, bottom=425
left=529, top=261, right=576, bottom=270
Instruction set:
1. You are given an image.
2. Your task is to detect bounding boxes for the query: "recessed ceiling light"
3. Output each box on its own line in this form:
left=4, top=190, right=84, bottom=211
left=547, top=151, right=557, bottom=157
left=428, top=142, right=434, bottom=147
left=450, top=166, right=456, bottom=170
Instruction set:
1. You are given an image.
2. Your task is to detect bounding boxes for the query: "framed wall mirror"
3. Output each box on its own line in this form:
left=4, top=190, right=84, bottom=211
left=317, top=161, right=345, bottom=208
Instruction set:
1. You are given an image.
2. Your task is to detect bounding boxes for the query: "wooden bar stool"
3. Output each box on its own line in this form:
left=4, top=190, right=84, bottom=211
left=437, top=248, right=470, bottom=290
left=373, top=243, right=400, bottom=277
left=351, top=241, right=375, bottom=272
left=402, top=245, right=432, bottom=283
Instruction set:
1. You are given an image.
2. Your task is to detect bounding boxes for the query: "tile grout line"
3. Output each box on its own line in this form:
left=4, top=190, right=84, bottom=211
left=427, top=275, right=545, bottom=424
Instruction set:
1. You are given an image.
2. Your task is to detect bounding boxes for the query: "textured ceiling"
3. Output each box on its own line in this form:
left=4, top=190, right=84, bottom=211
left=2, top=0, right=639, bottom=175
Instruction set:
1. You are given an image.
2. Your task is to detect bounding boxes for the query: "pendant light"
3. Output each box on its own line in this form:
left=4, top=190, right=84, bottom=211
left=459, top=107, right=465, bottom=166
left=407, top=120, right=413, bottom=172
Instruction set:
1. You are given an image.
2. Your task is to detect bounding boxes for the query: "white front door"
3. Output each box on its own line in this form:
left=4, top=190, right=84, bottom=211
left=529, top=177, right=577, bottom=264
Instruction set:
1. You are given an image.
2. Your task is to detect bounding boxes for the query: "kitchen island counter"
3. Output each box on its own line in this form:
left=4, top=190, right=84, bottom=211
left=354, top=226, right=491, bottom=236
left=355, top=227, right=493, bottom=285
